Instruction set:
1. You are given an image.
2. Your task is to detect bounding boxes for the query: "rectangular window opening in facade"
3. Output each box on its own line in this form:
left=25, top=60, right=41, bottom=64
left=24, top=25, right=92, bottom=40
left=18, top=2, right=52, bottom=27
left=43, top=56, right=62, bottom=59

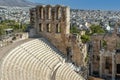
left=117, top=64, right=120, bottom=74
left=39, top=23, right=43, bottom=32
left=39, top=9, right=41, bottom=19
left=105, top=57, right=112, bottom=73
left=39, top=8, right=41, bottom=19
left=105, top=57, right=109, bottom=69
left=56, top=24, right=61, bottom=33
left=46, top=24, right=51, bottom=32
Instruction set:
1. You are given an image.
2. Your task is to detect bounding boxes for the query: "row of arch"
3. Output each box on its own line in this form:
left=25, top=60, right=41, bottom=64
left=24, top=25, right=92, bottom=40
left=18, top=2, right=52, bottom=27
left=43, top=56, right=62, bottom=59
left=37, top=5, right=66, bottom=20
left=39, top=23, right=61, bottom=33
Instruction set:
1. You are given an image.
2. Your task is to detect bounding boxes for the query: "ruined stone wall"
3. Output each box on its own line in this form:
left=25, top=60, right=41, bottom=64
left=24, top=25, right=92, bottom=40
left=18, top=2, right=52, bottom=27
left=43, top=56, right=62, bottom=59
left=91, top=33, right=120, bottom=77
left=69, top=35, right=83, bottom=65
left=30, top=5, right=83, bottom=66
left=35, top=5, right=70, bottom=55
left=91, top=33, right=120, bottom=52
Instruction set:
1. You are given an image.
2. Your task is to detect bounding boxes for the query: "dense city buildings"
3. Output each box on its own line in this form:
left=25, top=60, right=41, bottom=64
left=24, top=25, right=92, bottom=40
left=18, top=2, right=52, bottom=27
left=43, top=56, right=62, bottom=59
left=70, top=9, right=120, bottom=32
left=0, top=7, right=30, bottom=23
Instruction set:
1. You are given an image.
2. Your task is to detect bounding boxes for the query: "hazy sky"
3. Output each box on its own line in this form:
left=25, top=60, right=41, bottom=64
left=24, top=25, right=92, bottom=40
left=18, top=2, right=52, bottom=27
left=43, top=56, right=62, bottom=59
left=28, top=0, right=120, bottom=10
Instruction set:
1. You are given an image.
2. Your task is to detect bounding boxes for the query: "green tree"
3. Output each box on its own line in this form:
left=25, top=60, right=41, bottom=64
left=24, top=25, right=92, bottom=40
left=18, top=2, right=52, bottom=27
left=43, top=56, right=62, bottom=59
left=90, top=25, right=105, bottom=34
left=21, top=24, right=27, bottom=32
left=85, top=53, right=89, bottom=62
left=85, top=30, right=91, bottom=36
left=81, top=35, right=90, bottom=43
left=0, top=20, right=27, bottom=34
left=0, top=26, right=5, bottom=36
left=102, top=40, right=107, bottom=48
left=70, top=26, right=79, bottom=34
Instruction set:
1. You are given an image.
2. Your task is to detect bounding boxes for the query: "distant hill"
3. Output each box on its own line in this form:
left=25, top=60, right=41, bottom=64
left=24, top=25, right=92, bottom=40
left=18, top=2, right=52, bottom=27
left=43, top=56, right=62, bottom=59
left=0, top=0, right=38, bottom=7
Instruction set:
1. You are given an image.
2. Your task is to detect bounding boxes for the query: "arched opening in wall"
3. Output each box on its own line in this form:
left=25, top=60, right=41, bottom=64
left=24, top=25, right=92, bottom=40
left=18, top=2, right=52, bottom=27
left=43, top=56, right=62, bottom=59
left=39, top=23, right=43, bottom=32
left=56, top=24, right=61, bottom=33
left=66, top=47, right=72, bottom=62
left=46, top=24, right=51, bottom=32
left=58, top=7, right=61, bottom=19
left=39, top=7, right=43, bottom=19
left=47, top=7, right=51, bottom=19
left=51, top=8, right=55, bottom=20
left=56, top=7, right=61, bottom=19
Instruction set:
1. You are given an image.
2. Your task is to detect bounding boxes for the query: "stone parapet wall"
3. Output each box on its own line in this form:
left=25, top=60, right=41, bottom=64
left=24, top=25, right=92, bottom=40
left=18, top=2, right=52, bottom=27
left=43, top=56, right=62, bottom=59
left=0, top=32, right=28, bottom=48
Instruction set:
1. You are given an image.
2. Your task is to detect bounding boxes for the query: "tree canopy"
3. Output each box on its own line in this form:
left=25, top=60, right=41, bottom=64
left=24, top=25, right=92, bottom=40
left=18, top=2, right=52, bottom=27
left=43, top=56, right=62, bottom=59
left=0, top=20, right=27, bottom=36
left=90, top=24, right=105, bottom=34
left=81, top=34, right=90, bottom=43
left=70, top=26, right=79, bottom=34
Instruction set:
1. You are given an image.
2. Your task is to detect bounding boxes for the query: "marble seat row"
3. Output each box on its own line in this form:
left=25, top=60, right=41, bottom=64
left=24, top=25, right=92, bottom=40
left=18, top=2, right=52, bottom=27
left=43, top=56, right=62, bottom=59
left=1, top=47, right=53, bottom=80
left=55, top=63, right=85, bottom=80
left=0, top=38, right=84, bottom=80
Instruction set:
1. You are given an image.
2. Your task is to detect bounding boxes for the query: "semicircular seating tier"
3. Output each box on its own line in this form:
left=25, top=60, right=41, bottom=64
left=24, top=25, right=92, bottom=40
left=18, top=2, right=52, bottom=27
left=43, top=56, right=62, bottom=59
left=0, top=38, right=85, bottom=80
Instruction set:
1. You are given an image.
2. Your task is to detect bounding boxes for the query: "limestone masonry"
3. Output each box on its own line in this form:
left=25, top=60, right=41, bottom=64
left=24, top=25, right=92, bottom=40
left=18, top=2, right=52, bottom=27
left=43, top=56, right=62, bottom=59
left=30, top=5, right=86, bottom=67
